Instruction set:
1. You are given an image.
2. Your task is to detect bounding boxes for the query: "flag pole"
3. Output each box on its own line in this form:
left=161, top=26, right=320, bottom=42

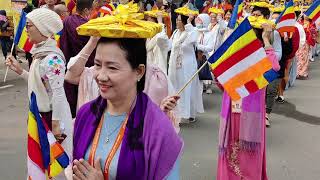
left=4, top=12, right=16, bottom=83
left=176, top=61, right=209, bottom=96
left=3, top=44, right=15, bottom=83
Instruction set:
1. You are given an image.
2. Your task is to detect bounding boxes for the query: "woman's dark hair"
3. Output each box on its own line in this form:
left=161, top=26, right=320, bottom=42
left=252, top=6, right=271, bottom=19
left=295, top=11, right=301, bottom=18
left=76, top=0, right=94, bottom=12
left=253, top=28, right=264, bottom=45
left=97, top=37, right=146, bottom=92
left=181, top=14, right=195, bottom=26
left=224, top=9, right=232, bottom=16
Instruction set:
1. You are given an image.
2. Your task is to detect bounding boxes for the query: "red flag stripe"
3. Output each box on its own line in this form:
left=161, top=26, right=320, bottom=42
left=312, top=11, right=320, bottom=22
left=23, top=40, right=33, bottom=52
left=279, top=13, right=296, bottom=22
left=244, top=79, right=259, bottom=93
left=212, top=39, right=262, bottom=77
left=28, top=135, right=45, bottom=172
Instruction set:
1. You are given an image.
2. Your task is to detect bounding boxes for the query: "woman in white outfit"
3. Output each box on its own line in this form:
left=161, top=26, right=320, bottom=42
left=196, top=13, right=215, bottom=94
left=145, top=13, right=170, bottom=74
left=168, top=14, right=204, bottom=122
left=5, top=8, right=72, bottom=179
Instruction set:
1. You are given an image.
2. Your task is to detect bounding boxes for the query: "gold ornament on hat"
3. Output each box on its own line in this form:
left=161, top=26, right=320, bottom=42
left=238, top=16, right=275, bottom=29
left=175, top=3, right=199, bottom=16
left=144, top=5, right=169, bottom=18
left=269, top=6, right=285, bottom=13
left=208, top=7, right=225, bottom=14
left=77, top=5, right=162, bottom=38
left=250, top=1, right=274, bottom=8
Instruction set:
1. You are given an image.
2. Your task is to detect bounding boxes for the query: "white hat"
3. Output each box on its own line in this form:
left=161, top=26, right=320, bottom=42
left=26, top=8, right=63, bottom=37
left=196, top=14, right=211, bottom=31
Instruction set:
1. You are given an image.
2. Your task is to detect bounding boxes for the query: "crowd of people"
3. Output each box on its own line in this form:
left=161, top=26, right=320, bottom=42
left=1, top=0, right=320, bottom=179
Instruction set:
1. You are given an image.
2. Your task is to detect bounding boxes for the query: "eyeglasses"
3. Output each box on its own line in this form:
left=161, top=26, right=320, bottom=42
left=26, top=23, right=34, bottom=30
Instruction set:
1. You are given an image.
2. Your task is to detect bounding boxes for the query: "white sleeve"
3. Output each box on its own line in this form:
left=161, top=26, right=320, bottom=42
left=272, top=31, right=282, bottom=61
left=182, top=24, right=198, bottom=48
left=19, top=69, right=29, bottom=81
left=44, top=55, right=68, bottom=122
left=197, top=32, right=215, bottom=54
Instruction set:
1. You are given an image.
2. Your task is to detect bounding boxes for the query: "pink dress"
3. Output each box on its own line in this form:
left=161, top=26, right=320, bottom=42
left=216, top=48, right=278, bottom=180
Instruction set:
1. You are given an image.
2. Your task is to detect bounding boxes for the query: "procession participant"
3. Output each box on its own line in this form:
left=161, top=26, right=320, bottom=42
left=223, top=10, right=232, bottom=26
left=144, top=8, right=170, bottom=74
left=251, top=1, right=283, bottom=126
left=296, top=15, right=317, bottom=79
left=217, top=18, right=278, bottom=180
left=0, top=10, right=14, bottom=60
left=41, top=0, right=58, bottom=11
left=72, top=13, right=183, bottom=179
left=169, top=5, right=204, bottom=123
left=269, top=7, right=300, bottom=104
left=195, top=13, right=215, bottom=94
left=65, top=11, right=180, bottom=132
left=54, top=3, right=70, bottom=20
left=208, top=7, right=226, bottom=55
left=60, top=0, right=94, bottom=118
left=5, top=8, right=73, bottom=179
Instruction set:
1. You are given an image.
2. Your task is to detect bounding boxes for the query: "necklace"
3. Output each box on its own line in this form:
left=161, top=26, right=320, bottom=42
left=103, top=113, right=126, bottom=144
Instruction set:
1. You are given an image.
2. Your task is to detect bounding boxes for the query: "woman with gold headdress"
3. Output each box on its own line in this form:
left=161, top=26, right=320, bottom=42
left=208, top=7, right=226, bottom=53
left=168, top=5, right=204, bottom=123
left=71, top=11, right=182, bottom=179
left=144, top=9, right=170, bottom=74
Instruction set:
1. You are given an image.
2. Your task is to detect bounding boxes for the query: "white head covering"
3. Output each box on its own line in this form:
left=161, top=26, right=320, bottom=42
left=196, top=13, right=211, bottom=31
left=26, top=8, right=63, bottom=37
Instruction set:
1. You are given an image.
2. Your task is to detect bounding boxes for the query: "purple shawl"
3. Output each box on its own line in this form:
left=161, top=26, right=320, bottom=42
left=73, top=92, right=183, bottom=180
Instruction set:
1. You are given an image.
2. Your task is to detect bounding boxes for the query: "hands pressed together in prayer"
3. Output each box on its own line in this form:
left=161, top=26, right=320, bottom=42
left=73, top=159, right=104, bottom=180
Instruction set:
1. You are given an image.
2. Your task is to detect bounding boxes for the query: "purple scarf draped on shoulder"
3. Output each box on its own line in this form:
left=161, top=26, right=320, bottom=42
left=219, top=88, right=265, bottom=152
left=73, top=92, right=183, bottom=180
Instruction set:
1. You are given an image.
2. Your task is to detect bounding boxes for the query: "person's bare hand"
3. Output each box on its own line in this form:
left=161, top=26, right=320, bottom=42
left=5, top=55, right=23, bottom=75
left=73, top=159, right=104, bottom=180
left=160, top=95, right=180, bottom=112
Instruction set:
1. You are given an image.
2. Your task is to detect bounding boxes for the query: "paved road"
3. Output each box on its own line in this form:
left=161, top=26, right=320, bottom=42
left=0, top=55, right=319, bottom=180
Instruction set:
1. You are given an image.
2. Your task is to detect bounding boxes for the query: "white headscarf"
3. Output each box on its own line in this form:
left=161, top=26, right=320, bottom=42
left=196, top=13, right=211, bottom=32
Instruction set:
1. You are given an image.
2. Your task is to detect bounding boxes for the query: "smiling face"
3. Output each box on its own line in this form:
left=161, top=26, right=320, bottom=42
left=224, top=11, right=231, bottom=21
left=93, top=42, right=145, bottom=102
left=210, top=13, right=218, bottom=24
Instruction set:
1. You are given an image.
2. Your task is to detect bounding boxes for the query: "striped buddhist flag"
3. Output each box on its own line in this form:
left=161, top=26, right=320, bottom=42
left=228, top=0, right=243, bottom=29
left=66, top=0, right=77, bottom=14
left=14, top=12, right=33, bottom=52
left=304, top=0, right=320, bottom=23
left=28, top=92, right=69, bottom=179
left=276, top=0, right=296, bottom=38
left=208, top=18, right=278, bottom=101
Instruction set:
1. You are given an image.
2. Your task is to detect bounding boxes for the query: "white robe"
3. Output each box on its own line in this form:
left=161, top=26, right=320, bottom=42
left=146, top=24, right=170, bottom=74
left=168, top=24, right=204, bottom=119
left=208, top=21, right=226, bottom=56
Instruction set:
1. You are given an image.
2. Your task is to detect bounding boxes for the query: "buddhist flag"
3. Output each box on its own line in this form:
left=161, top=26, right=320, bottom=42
left=14, top=12, right=33, bottom=52
left=304, top=0, right=320, bottom=23
left=66, top=0, right=77, bottom=14
left=208, top=18, right=278, bottom=101
left=276, top=0, right=296, bottom=38
left=228, top=0, right=243, bottom=29
left=28, top=92, right=69, bottom=179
